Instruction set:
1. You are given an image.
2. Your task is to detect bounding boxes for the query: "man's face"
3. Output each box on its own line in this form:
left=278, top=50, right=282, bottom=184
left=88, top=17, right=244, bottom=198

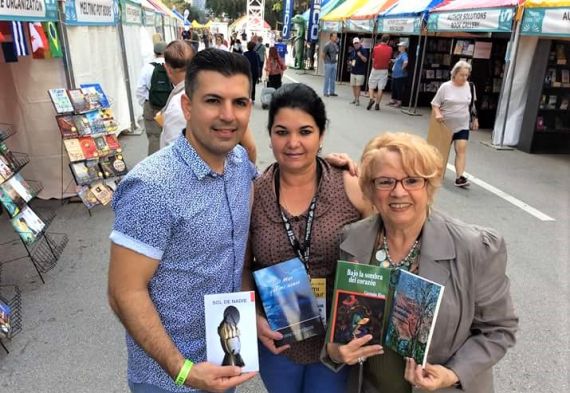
left=332, top=34, right=338, bottom=43
left=181, top=71, right=252, bottom=163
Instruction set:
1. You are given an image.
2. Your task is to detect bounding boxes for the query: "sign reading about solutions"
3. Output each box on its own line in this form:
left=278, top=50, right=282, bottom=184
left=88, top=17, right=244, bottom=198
left=0, top=0, right=57, bottom=21
left=428, top=8, right=514, bottom=33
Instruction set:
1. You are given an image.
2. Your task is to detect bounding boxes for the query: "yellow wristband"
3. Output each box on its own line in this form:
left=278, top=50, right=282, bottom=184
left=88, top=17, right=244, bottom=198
left=174, top=359, right=194, bottom=386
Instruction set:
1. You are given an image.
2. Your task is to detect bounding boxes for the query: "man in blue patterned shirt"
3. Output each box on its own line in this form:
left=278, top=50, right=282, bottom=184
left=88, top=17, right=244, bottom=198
left=108, top=49, right=257, bottom=393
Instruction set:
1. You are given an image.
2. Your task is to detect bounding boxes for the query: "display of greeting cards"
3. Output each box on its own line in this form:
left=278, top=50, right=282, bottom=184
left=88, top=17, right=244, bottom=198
left=56, top=115, right=80, bottom=138
left=67, top=89, right=90, bottom=113
left=79, top=136, right=99, bottom=159
left=63, top=139, right=85, bottom=162
left=69, top=160, right=103, bottom=185
left=80, top=83, right=111, bottom=108
left=48, top=88, right=74, bottom=114
left=76, top=185, right=100, bottom=208
left=89, top=182, right=113, bottom=205
left=10, top=205, right=46, bottom=245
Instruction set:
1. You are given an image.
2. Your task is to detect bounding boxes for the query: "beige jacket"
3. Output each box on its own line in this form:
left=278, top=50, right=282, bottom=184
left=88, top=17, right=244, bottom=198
left=324, top=210, right=518, bottom=393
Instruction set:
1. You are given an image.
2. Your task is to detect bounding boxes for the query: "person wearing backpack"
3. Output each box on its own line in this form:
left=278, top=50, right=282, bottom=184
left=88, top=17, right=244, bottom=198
left=136, top=41, right=173, bottom=155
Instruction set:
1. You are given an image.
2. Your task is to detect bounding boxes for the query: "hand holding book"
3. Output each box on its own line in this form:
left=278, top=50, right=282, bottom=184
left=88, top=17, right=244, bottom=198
left=404, top=357, right=460, bottom=390
left=183, top=362, right=256, bottom=392
left=326, top=334, right=383, bottom=366
left=256, top=314, right=290, bottom=355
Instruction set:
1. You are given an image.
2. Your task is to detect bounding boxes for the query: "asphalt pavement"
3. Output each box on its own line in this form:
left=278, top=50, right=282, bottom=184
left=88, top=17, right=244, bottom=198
left=0, top=69, right=568, bottom=393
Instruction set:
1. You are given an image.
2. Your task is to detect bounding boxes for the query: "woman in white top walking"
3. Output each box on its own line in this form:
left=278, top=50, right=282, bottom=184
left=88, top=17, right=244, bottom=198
left=431, top=60, right=478, bottom=187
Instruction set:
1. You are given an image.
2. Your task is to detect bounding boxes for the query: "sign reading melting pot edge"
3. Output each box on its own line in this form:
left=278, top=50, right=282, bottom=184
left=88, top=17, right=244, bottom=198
left=427, top=8, right=514, bottom=33
left=521, top=8, right=570, bottom=37
left=65, top=0, right=119, bottom=26
left=0, top=0, right=57, bottom=22
left=377, top=17, right=421, bottom=35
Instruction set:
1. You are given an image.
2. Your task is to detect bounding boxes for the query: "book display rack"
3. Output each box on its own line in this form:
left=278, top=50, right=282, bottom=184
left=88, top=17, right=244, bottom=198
left=0, top=284, right=22, bottom=354
left=520, top=40, right=570, bottom=153
left=47, top=85, right=129, bottom=212
left=0, top=123, right=69, bottom=283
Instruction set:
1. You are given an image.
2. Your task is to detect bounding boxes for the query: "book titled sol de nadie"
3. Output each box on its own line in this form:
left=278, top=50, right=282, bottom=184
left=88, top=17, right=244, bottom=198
left=204, top=291, right=259, bottom=372
left=328, top=261, right=444, bottom=367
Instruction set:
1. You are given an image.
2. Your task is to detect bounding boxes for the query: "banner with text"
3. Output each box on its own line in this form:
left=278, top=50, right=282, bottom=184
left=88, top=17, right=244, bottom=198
left=521, top=7, right=570, bottom=37
left=307, top=0, right=321, bottom=43
left=0, top=0, right=57, bottom=22
left=428, top=8, right=514, bottom=33
left=282, top=0, right=294, bottom=39
left=65, top=0, right=119, bottom=26
left=123, top=0, right=141, bottom=25
left=346, top=18, right=374, bottom=33
left=142, top=7, right=154, bottom=26
left=377, top=16, right=421, bottom=35
left=321, top=20, right=341, bottom=32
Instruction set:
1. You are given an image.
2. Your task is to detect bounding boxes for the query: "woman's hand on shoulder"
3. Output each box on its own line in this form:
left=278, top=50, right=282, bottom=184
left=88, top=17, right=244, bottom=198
left=323, top=152, right=358, bottom=176
left=326, top=335, right=383, bottom=366
left=404, top=358, right=459, bottom=391
left=256, top=314, right=290, bottom=355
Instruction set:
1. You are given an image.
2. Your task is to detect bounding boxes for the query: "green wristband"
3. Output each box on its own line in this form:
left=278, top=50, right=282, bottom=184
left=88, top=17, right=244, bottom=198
left=174, top=359, right=194, bottom=386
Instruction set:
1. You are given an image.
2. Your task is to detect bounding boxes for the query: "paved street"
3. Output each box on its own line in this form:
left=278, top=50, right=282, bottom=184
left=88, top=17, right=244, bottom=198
left=0, top=70, right=568, bottom=393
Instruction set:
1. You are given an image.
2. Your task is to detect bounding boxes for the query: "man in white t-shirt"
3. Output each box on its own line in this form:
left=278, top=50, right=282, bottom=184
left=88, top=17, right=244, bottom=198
left=159, top=41, right=195, bottom=149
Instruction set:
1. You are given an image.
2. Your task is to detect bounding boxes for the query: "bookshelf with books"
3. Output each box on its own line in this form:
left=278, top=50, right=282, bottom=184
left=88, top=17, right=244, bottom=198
left=519, top=40, right=570, bottom=154
left=0, top=123, right=68, bottom=285
left=417, top=36, right=508, bottom=129
left=48, top=85, right=129, bottom=210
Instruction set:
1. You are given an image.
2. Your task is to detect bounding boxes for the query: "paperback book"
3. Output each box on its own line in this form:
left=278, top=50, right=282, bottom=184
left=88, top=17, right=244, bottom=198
left=69, top=160, right=103, bottom=185
left=10, top=205, right=46, bottom=245
left=0, top=142, right=17, bottom=169
left=0, top=155, right=14, bottom=181
left=67, top=89, right=90, bottom=114
left=384, top=269, right=444, bottom=367
left=0, top=183, right=25, bottom=217
left=93, top=135, right=110, bottom=156
left=253, top=257, right=324, bottom=345
left=48, top=88, right=74, bottom=114
left=77, top=185, right=100, bottom=208
left=80, top=83, right=111, bottom=108
left=105, top=134, right=121, bottom=151
left=80, top=87, right=102, bottom=111
left=327, top=261, right=391, bottom=345
left=85, top=111, right=106, bottom=134
left=79, top=137, right=99, bottom=159
left=204, top=291, right=259, bottom=372
left=0, top=301, right=11, bottom=339
left=63, top=139, right=85, bottom=162
left=89, top=182, right=113, bottom=205
left=3, top=173, right=33, bottom=202
left=73, top=115, right=93, bottom=136
left=56, top=115, right=80, bottom=138
left=99, top=154, right=128, bottom=178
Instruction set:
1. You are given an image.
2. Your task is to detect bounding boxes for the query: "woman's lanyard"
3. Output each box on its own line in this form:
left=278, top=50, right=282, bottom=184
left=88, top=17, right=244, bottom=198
left=274, top=162, right=322, bottom=274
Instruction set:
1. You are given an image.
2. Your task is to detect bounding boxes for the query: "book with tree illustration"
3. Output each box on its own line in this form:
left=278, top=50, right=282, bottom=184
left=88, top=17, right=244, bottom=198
left=328, top=262, right=444, bottom=367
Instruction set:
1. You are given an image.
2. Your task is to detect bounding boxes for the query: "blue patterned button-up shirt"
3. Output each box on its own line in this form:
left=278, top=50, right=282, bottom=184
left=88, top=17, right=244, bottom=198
left=110, top=134, right=255, bottom=392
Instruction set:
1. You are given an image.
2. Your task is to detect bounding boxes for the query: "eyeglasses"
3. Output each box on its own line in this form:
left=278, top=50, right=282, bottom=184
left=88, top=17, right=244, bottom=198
left=373, top=177, right=427, bottom=191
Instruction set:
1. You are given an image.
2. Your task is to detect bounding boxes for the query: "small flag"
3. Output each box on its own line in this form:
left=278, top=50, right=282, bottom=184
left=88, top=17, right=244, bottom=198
left=11, top=21, right=30, bottom=57
left=0, top=21, right=17, bottom=63
left=30, top=22, right=51, bottom=59
left=43, top=21, right=62, bottom=58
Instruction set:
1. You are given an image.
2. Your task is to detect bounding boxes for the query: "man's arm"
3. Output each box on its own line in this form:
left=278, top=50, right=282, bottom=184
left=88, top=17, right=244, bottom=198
left=108, top=244, right=255, bottom=392
left=136, top=63, right=152, bottom=107
left=240, top=127, right=257, bottom=164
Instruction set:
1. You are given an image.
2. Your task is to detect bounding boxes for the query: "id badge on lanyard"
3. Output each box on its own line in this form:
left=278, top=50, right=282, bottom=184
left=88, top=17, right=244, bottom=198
left=311, top=277, right=327, bottom=327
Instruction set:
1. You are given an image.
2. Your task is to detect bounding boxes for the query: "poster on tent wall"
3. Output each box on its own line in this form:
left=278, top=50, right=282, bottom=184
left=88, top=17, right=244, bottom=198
left=377, top=17, right=421, bottom=35
left=0, top=0, right=57, bottom=21
left=123, top=0, right=142, bottom=25
left=427, top=8, right=514, bottom=33
left=521, top=8, right=570, bottom=37
left=282, top=0, right=294, bottom=39
left=65, top=0, right=119, bottom=26
left=307, top=0, right=322, bottom=43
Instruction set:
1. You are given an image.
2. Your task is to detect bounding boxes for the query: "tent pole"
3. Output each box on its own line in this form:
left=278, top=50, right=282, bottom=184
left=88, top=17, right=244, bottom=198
left=117, top=19, right=138, bottom=133
left=495, top=17, right=521, bottom=149
left=402, top=22, right=426, bottom=117
left=57, top=0, right=75, bottom=89
left=337, top=22, right=347, bottom=85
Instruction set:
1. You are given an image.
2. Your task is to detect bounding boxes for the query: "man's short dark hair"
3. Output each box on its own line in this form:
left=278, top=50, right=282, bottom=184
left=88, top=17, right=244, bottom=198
left=165, top=40, right=194, bottom=70
left=329, top=33, right=336, bottom=39
left=381, top=34, right=390, bottom=43
left=185, top=48, right=252, bottom=98
left=247, top=41, right=255, bottom=52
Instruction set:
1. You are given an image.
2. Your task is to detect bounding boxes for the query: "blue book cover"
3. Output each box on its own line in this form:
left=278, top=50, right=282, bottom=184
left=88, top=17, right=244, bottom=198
left=253, top=257, right=324, bottom=345
left=384, top=269, right=445, bottom=367
left=80, top=83, right=111, bottom=109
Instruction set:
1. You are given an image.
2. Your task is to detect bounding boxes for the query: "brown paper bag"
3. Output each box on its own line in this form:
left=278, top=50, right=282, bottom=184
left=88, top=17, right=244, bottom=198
left=426, top=113, right=453, bottom=179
